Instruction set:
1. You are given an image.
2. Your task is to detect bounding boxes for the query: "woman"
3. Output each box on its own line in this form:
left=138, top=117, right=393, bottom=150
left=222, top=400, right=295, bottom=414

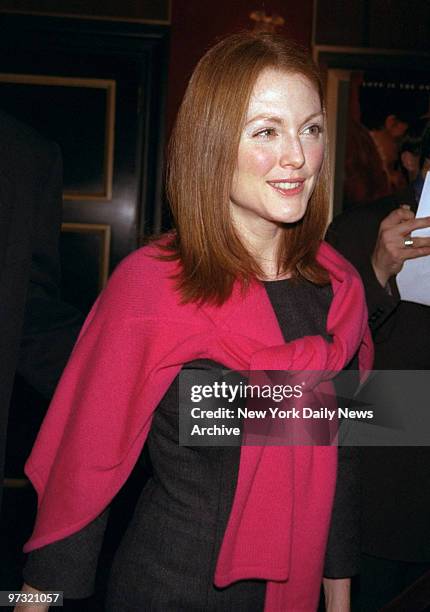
left=19, top=32, right=372, bottom=611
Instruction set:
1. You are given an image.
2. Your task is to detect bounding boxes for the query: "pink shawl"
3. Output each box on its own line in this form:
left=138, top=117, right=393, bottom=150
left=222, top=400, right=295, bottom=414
left=24, top=240, right=373, bottom=611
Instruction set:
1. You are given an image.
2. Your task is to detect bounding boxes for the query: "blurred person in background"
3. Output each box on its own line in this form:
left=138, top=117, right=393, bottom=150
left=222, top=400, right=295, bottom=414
left=398, top=117, right=429, bottom=187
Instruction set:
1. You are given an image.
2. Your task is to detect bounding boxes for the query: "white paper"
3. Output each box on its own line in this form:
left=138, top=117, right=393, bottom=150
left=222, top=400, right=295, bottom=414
left=396, top=172, right=430, bottom=305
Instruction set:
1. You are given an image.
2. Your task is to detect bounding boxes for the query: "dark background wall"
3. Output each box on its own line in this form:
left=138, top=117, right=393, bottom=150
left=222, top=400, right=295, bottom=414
left=3, top=0, right=429, bottom=135
left=0, top=0, right=171, bottom=22
left=314, top=0, right=430, bottom=51
left=166, top=0, right=313, bottom=133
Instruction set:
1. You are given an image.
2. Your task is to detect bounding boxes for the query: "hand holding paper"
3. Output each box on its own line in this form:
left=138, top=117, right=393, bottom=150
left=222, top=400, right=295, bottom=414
left=396, top=173, right=430, bottom=305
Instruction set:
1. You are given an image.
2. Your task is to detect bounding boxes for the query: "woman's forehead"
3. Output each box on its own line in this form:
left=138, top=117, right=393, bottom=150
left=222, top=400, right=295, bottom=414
left=245, top=69, right=322, bottom=120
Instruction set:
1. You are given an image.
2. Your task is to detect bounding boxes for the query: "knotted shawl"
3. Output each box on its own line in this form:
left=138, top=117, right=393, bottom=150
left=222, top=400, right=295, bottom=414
left=24, top=240, right=373, bottom=611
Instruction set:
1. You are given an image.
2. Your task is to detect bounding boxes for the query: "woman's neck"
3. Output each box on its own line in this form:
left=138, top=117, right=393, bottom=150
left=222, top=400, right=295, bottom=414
left=236, top=225, right=291, bottom=280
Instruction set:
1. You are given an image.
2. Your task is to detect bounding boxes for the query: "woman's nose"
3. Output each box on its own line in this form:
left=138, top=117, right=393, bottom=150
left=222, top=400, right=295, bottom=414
left=279, top=135, right=305, bottom=169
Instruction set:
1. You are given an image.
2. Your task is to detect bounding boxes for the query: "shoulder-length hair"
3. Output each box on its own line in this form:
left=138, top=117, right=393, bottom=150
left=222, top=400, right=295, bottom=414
left=164, top=31, right=330, bottom=305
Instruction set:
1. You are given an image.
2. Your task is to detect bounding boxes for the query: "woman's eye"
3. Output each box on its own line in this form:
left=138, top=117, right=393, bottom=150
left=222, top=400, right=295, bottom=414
left=253, top=128, right=277, bottom=139
left=302, top=124, right=323, bottom=137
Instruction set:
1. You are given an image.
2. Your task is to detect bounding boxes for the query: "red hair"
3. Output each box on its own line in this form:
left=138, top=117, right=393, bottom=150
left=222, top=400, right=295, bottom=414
left=164, top=31, right=330, bottom=304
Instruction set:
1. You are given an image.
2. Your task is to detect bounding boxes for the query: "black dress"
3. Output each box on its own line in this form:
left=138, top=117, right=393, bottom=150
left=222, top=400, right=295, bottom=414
left=24, top=279, right=359, bottom=611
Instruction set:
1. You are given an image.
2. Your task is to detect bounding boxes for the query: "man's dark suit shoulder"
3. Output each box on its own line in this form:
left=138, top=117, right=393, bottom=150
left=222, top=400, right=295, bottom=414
left=0, top=109, right=61, bottom=187
left=0, top=109, right=83, bottom=401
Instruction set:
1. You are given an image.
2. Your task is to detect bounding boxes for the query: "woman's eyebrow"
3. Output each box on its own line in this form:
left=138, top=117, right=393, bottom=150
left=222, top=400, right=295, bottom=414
left=245, top=115, right=283, bottom=126
left=245, top=111, right=324, bottom=127
left=301, top=111, right=324, bottom=123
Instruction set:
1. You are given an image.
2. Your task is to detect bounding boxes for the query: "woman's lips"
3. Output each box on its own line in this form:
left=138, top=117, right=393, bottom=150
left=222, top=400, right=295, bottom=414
left=267, top=180, right=305, bottom=196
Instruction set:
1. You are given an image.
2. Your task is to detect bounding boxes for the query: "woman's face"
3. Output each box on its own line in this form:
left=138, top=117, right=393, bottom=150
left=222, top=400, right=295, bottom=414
left=230, top=69, right=325, bottom=237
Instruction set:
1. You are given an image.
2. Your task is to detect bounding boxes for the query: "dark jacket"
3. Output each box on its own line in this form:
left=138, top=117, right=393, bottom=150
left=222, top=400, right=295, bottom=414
left=0, top=110, right=83, bottom=507
left=326, top=189, right=430, bottom=561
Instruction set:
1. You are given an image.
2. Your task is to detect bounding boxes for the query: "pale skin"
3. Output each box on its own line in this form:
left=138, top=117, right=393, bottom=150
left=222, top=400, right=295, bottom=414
left=323, top=577, right=350, bottom=612
left=229, top=68, right=325, bottom=278
left=371, top=151, right=430, bottom=286
left=13, top=583, right=48, bottom=612
left=372, top=206, right=430, bottom=288
left=18, top=68, right=349, bottom=611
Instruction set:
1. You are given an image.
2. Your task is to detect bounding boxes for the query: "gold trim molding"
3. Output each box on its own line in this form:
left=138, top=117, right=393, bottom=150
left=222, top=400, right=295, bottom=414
left=0, top=72, right=116, bottom=201
left=61, top=222, right=111, bottom=290
left=0, top=3, right=171, bottom=26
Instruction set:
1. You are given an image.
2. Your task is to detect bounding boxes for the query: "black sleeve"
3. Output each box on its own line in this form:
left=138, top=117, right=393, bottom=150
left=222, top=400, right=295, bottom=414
left=326, top=214, right=399, bottom=334
left=323, top=209, right=400, bottom=577
left=323, top=354, right=361, bottom=578
left=23, top=508, right=109, bottom=599
left=323, top=445, right=360, bottom=577
left=16, top=142, right=84, bottom=399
